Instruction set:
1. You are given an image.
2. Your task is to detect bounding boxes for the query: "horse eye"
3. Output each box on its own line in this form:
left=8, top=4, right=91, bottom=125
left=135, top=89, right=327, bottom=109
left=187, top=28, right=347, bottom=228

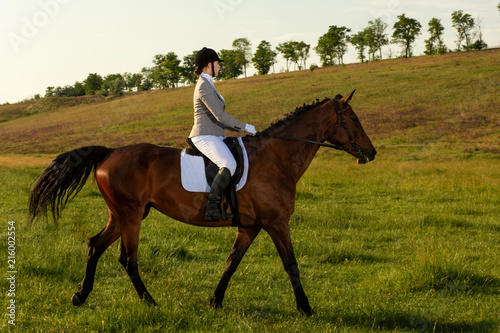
left=352, top=117, right=359, bottom=122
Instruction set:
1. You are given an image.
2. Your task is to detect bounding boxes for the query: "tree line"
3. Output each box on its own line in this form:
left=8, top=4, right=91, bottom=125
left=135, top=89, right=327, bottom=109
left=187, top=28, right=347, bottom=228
left=43, top=9, right=491, bottom=99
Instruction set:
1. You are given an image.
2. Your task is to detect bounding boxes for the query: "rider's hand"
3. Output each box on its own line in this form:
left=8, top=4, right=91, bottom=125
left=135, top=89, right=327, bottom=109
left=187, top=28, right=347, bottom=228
left=245, top=124, right=257, bottom=135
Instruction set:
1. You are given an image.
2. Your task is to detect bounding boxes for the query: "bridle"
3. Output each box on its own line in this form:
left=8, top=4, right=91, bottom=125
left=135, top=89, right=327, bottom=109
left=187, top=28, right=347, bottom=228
left=266, top=99, right=364, bottom=155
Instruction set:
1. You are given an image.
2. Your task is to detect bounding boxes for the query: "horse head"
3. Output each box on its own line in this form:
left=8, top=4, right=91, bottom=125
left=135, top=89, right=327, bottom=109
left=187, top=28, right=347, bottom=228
left=326, top=90, right=376, bottom=164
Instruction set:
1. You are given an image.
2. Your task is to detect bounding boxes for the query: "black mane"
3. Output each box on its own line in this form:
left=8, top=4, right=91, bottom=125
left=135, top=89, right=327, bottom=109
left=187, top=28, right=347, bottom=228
left=259, top=97, right=333, bottom=135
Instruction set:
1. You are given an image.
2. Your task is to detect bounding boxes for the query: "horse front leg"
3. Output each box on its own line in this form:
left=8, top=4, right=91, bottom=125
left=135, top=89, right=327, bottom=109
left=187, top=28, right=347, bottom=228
left=211, top=227, right=261, bottom=308
left=266, top=222, right=313, bottom=315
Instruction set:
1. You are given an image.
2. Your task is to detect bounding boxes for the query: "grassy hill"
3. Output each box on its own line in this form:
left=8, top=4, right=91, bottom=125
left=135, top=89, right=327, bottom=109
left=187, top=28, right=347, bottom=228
left=1, top=49, right=498, bottom=157
left=1, top=50, right=499, bottom=332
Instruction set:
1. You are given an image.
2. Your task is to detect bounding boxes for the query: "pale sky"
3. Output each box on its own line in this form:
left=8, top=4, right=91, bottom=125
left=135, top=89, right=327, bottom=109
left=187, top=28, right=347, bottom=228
left=1, top=0, right=498, bottom=104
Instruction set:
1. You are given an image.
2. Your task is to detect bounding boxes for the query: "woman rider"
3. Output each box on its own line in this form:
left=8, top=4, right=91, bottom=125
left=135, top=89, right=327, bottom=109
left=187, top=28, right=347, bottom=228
left=189, top=47, right=257, bottom=221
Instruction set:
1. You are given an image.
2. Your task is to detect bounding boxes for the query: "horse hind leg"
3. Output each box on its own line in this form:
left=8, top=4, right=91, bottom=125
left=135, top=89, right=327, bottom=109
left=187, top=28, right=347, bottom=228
left=72, top=211, right=121, bottom=306
left=119, top=223, right=156, bottom=306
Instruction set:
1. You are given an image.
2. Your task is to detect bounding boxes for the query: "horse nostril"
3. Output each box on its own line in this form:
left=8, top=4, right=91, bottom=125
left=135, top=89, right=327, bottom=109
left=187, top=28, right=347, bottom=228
left=372, top=148, right=377, bottom=156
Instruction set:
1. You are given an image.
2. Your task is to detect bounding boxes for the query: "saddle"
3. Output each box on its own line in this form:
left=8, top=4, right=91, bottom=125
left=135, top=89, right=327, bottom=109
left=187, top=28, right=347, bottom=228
left=185, top=137, right=243, bottom=226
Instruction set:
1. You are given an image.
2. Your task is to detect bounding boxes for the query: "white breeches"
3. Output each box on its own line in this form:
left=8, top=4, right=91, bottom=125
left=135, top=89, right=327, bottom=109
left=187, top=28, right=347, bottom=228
left=190, top=135, right=237, bottom=176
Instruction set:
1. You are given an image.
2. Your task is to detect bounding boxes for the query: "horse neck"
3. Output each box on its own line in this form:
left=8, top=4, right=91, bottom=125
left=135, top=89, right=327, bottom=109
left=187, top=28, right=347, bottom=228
left=258, top=102, right=335, bottom=182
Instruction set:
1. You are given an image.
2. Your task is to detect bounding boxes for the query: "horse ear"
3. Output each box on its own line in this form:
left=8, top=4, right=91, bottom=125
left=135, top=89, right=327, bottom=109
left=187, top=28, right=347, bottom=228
left=345, top=89, right=356, bottom=103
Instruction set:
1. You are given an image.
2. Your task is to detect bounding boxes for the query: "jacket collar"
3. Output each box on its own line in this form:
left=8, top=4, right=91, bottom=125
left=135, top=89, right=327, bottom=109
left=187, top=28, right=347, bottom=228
left=199, top=73, right=224, bottom=103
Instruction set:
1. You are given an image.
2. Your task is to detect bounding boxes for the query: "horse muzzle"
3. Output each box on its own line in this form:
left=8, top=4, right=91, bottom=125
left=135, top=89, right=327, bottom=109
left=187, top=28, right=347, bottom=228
left=356, top=148, right=377, bottom=164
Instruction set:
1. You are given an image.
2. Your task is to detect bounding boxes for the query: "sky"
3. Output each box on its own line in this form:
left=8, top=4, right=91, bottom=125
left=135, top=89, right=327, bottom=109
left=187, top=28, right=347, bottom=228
left=1, top=0, right=498, bottom=104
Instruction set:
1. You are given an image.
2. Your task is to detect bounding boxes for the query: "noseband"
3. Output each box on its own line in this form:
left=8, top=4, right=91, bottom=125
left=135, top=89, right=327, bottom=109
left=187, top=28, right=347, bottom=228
left=328, top=99, right=363, bottom=154
left=266, top=99, right=364, bottom=155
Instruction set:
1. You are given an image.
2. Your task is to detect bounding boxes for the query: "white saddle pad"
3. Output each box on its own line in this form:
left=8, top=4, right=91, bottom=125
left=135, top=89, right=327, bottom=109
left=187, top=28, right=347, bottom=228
left=180, top=137, right=249, bottom=192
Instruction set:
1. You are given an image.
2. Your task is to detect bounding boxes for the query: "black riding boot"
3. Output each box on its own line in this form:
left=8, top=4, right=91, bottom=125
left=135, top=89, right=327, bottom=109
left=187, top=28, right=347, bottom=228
left=205, top=167, right=232, bottom=221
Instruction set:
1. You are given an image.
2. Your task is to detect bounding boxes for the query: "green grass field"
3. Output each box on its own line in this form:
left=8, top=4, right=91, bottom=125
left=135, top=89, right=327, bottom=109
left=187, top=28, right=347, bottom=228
left=1, top=50, right=499, bottom=332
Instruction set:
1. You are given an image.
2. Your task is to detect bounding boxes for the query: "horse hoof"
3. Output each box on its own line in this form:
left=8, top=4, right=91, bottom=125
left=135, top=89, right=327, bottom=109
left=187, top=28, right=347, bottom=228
left=72, top=294, right=84, bottom=307
left=299, top=305, right=314, bottom=316
left=143, top=293, right=157, bottom=307
left=144, top=298, right=157, bottom=307
left=210, top=296, right=223, bottom=309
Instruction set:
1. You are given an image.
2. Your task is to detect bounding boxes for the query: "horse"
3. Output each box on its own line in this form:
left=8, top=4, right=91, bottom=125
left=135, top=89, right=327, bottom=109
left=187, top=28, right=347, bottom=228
left=29, top=90, right=376, bottom=315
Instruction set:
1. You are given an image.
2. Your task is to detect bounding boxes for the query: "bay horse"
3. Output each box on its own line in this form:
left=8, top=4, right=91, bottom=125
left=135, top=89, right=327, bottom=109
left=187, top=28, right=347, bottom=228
left=29, top=90, right=376, bottom=315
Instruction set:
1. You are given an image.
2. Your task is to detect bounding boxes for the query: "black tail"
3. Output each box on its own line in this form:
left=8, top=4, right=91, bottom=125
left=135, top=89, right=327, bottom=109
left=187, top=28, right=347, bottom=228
left=29, top=146, right=112, bottom=222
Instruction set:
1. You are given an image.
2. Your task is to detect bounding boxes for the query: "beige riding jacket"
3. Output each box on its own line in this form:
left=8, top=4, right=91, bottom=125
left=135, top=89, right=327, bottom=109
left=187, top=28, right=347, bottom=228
left=189, top=74, right=246, bottom=138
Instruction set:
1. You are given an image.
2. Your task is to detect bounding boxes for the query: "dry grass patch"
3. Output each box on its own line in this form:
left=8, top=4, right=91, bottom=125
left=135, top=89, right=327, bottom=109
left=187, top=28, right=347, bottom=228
left=0, top=154, right=53, bottom=168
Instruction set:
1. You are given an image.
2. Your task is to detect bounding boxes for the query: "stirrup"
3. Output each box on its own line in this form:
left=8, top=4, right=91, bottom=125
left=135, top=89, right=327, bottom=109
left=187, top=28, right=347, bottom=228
left=205, top=203, right=233, bottom=221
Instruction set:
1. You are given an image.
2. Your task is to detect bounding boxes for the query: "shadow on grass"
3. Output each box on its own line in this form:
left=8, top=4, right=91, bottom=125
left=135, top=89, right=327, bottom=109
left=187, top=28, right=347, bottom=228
left=421, top=214, right=475, bottom=229
left=406, top=261, right=500, bottom=296
left=22, top=262, right=82, bottom=283
left=220, top=304, right=498, bottom=333
left=317, top=310, right=498, bottom=332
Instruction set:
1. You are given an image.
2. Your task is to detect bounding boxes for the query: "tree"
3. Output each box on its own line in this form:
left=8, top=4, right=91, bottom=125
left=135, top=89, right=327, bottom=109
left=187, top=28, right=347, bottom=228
left=424, top=18, right=447, bottom=55
left=73, top=81, right=86, bottom=96
left=84, top=73, right=103, bottom=95
left=391, top=14, right=422, bottom=58
left=471, top=17, right=488, bottom=50
left=218, top=49, right=243, bottom=80
left=350, top=30, right=369, bottom=63
left=100, top=74, right=124, bottom=96
left=45, top=82, right=86, bottom=97
left=123, top=72, right=143, bottom=92
left=108, top=76, right=125, bottom=96
left=139, top=67, right=154, bottom=91
left=277, top=41, right=311, bottom=70
left=315, top=25, right=351, bottom=66
left=45, top=86, right=55, bottom=97
left=181, top=51, right=198, bottom=85
left=333, top=26, right=351, bottom=65
left=315, top=35, right=335, bottom=67
left=296, top=41, right=310, bottom=70
left=150, top=52, right=182, bottom=89
left=451, top=10, right=475, bottom=51
left=53, top=85, right=79, bottom=97
left=470, top=39, right=488, bottom=51
left=367, top=18, right=389, bottom=60
left=276, top=41, right=297, bottom=71
left=363, top=26, right=378, bottom=61
left=232, top=37, right=252, bottom=78
left=252, top=40, right=278, bottom=75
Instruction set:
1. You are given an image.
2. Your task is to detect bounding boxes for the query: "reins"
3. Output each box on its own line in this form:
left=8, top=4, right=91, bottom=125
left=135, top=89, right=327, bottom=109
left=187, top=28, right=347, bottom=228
left=265, top=99, right=362, bottom=154
left=264, top=136, right=353, bottom=151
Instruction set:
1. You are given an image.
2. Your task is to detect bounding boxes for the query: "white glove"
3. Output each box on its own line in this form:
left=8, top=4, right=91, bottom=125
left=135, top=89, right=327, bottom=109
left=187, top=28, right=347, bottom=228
left=245, top=124, right=257, bottom=135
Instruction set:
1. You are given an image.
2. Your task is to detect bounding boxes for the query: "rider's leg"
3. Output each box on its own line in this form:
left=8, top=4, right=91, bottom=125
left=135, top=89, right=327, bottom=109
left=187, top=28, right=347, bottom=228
left=190, top=136, right=237, bottom=220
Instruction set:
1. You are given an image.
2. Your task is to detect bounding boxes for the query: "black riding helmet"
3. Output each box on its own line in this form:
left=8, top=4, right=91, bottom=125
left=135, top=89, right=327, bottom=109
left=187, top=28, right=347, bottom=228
left=195, top=47, right=223, bottom=77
